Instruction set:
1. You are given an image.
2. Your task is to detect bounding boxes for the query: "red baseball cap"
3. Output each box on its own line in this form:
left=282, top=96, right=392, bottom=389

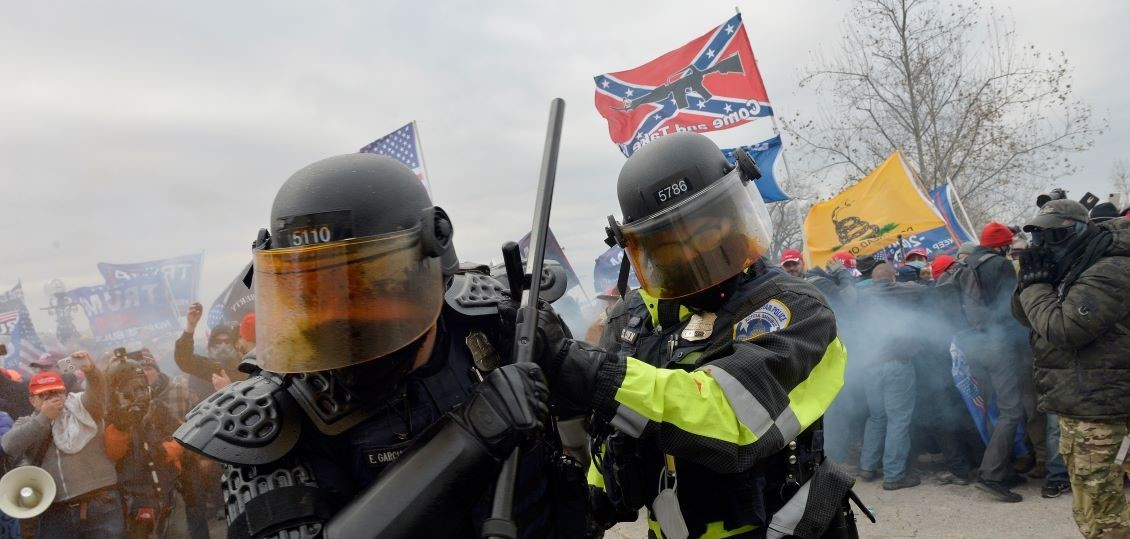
left=779, top=249, right=803, bottom=264
left=28, top=372, right=65, bottom=395
left=906, top=247, right=928, bottom=259
left=830, top=251, right=857, bottom=270
left=931, top=255, right=957, bottom=277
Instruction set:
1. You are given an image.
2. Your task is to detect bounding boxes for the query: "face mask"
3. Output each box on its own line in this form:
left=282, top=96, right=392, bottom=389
left=209, top=343, right=238, bottom=362
left=1032, top=222, right=1086, bottom=260
left=906, top=260, right=926, bottom=269
left=114, top=377, right=151, bottom=419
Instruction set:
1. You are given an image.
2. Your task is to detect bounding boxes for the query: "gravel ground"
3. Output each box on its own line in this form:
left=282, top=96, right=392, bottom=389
left=607, top=470, right=1097, bottom=538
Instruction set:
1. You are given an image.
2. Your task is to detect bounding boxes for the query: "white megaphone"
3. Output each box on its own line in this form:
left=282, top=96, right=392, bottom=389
left=0, top=466, right=56, bottom=518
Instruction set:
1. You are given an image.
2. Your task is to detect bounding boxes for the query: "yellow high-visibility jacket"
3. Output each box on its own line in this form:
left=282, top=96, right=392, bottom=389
left=588, top=266, right=846, bottom=539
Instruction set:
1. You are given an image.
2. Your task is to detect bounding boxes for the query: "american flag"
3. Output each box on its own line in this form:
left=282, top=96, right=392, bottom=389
left=0, top=282, right=24, bottom=304
left=359, top=122, right=431, bottom=192
left=1, top=307, right=47, bottom=372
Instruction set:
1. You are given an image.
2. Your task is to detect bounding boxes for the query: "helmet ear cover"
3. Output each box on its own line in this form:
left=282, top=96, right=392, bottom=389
left=605, top=215, right=625, bottom=248
left=420, top=206, right=453, bottom=259
left=733, top=148, right=762, bottom=182
left=253, top=228, right=272, bottom=250
left=242, top=229, right=273, bottom=288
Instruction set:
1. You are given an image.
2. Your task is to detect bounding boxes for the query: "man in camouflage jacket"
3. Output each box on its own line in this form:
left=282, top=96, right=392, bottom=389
left=1012, top=200, right=1130, bottom=538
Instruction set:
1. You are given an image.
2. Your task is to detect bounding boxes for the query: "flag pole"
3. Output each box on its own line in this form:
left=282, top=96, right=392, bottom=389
left=735, top=5, right=796, bottom=185
left=413, top=120, right=436, bottom=198
left=947, top=178, right=978, bottom=235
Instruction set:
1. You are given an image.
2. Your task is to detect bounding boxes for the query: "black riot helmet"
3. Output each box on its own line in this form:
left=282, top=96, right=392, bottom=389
left=253, top=153, right=455, bottom=373
left=606, top=132, right=774, bottom=299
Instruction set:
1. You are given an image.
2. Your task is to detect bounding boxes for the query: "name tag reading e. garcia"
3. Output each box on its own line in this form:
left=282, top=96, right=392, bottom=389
left=652, top=179, right=694, bottom=204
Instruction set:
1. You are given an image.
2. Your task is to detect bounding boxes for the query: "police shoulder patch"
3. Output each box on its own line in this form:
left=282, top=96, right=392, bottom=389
left=733, top=299, right=792, bottom=341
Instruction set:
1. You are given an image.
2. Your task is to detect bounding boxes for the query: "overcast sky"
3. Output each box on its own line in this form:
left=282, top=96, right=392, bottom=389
left=3, top=1, right=1127, bottom=331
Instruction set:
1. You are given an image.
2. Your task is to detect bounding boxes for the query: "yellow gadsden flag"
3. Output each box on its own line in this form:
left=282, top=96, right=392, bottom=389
left=803, top=151, right=945, bottom=267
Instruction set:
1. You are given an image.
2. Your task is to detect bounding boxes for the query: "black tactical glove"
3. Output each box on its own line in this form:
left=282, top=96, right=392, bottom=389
left=1018, top=246, right=1057, bottom=290
left=543, top=340, right=616, bottom=417
left=499, top=302, right=616, bottom=416
left=452, top=362, right=548, bottom=459
left=496, top=299, right=571, bottom=361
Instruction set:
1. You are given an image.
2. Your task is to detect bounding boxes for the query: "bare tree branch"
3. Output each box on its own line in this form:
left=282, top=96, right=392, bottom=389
left=784, top=0, right=1104, bottom=229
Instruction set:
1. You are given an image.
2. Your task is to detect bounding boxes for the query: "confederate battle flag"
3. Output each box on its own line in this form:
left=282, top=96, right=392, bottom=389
left=594, top=13, right=772, bottom=156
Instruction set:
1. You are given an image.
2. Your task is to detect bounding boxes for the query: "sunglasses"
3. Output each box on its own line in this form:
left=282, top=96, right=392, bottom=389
left=1030, top=226, right=1074, bottom=246
left=34, top=389, right=65, bottom=399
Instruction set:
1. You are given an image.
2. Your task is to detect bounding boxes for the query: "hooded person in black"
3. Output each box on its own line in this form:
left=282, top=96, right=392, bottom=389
left=174, top=306, right=245, bottom=400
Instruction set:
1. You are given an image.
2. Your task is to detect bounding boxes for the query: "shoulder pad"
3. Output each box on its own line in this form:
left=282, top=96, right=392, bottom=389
left=173, top=373, right=301, bottom=466
left=287, top=371, right=387, bottom=436
left=489, top=261, right=569, bottom=304
left=456, top=261, right=491, bottom=274
left=445, top=271, right=507, bottom=317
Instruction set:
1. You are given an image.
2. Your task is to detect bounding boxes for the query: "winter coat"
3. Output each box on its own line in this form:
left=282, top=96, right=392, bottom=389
left=1012, top=218, right=1130, bottom=420
left=964, top=246, right=1020, bottom=330
left=804, top=267, right=858, bottom=311
left=855, top=280, right=929, bottom=364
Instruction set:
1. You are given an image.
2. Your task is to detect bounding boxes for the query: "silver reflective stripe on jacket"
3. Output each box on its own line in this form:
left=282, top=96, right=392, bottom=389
left=766, top=480, right=812, bottom=539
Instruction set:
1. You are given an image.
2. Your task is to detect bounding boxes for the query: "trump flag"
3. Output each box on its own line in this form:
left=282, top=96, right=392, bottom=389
left=930, top=184, right=974, bottom=245
left=803, top=152, right=947, bottom=267
left=594, top=13, right=772, bottom=156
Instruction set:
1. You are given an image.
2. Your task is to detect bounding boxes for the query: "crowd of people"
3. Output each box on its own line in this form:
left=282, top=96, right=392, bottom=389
left=0, top=137, right=1127, bottom=539
left=770, top=198, right=1130, bottom=538
left=0, top=307, right=255, bottom=538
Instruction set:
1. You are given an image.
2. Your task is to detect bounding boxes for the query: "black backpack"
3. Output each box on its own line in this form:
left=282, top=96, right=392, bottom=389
left=936, top=253, right=996, bottom=328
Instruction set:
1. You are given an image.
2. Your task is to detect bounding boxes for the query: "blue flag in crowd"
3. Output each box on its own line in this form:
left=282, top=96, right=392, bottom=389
left=517, top=227, right=582, bottom=290
left=721, top=135, right=790, bottom=203
left=929, top=184, right=974, bottom=243
left=593, top=246, right=640, bottom=295
left=950, top=338, right=1027, bottom=458
left=207, top=262, right=255, bottom=330
left=98, top=253, right=203, bottom=312
left=67, top=275, right=182, bottom=349
left=0, top=283, right=47, bottom=372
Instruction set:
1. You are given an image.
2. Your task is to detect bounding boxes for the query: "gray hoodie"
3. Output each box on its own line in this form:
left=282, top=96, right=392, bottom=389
left=0, top=368, right=117, bottom=501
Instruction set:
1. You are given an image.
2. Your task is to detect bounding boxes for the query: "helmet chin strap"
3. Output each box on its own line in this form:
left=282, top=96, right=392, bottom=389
left=410, top=325, right=439, bottom=372
left=680, top=273, right=744, bottom=313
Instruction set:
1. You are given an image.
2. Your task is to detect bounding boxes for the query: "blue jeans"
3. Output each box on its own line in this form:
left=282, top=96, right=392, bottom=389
left=860, top=361, right=917, bottom=482
left=1046, top=413, right=1068, bottom=483
left=38, top=488, right=124, bottom=539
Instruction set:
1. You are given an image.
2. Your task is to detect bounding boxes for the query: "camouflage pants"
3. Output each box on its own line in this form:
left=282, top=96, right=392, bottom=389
left=1059, top=416, right=1130, bottom=539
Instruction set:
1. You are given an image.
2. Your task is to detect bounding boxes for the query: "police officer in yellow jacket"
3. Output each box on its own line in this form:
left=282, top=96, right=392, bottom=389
left=519, top=132, right=854, bottom=539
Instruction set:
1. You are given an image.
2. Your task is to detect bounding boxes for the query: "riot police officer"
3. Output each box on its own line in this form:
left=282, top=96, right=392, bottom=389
left=173, top=153, right=585, bottom=539
left=524, top=133, right=855, bottom=538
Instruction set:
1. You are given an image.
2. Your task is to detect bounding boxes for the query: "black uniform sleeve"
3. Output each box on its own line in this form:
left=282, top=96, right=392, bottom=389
left=224, top=455, right=336, bottom=539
